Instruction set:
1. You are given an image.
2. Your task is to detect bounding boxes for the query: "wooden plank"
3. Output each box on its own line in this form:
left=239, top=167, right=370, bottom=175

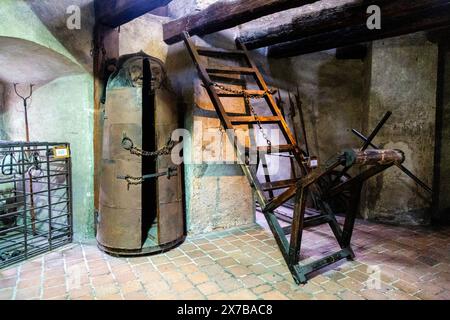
left=257, top=144, right=293, bottom=153
left=261, top=178, right=299, bottom=191
left=217, top=89, right=266, bottom=97
left=268, top=1, right=450, bottom=57
left=96, top=0, right=173, bottom=27
left=264, top=185, right=297, bottom=212
left=163, top=0, right=318, bottom=44
left=230, top=116, right=280, bottom=124
left=197, top=46, right=246, bottom=57
left=206, top=66, right=255, bottom=75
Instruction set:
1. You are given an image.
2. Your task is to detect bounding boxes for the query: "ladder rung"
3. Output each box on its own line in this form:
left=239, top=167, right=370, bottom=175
left=257, top=145, right=293, bottom=153
left=230, top=116, right=280, bottom=125
left=217, top=89, right=266, bottom=97
left=206, top=66, right=255, bottom=75
left=197, top=46, right=246, bottom=57
left=261, top=179, right=299, bottom=191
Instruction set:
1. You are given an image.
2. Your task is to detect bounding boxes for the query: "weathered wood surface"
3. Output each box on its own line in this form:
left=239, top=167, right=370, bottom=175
left=268, top=1, right=450, bottom=57
left=240, top=0, right=450, bottom=50
left=163, top=0, right=318, bottom=44
left=240, top=0, right=446, bottom=49
left=96, top=0, right=172, bottom=27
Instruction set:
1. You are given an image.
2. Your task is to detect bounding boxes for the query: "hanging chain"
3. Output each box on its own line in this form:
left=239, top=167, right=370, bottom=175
left=121, top=135, right=177, bottom=158
left=211, top=83, right=274, bottom=150
left=121, top=176, right=144, bottom=190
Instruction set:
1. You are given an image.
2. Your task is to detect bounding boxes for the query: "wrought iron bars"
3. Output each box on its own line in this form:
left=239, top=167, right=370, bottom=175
left=0, top=141, right=73, bottom=269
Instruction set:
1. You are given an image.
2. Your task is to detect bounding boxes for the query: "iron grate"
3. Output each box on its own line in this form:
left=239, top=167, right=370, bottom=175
left=0, top=141, right=73, bottom=269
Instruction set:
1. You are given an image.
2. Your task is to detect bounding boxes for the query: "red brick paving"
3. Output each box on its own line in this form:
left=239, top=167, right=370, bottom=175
left=0, top=218, right=449, bottom=300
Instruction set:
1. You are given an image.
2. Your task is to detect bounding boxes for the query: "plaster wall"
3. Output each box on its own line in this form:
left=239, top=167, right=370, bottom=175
left=271, top=52, right=365, bottom=166
left=362, top=34, right=438, bottom=225
left=0, top=0, right=81, bottom=67
left=0, top=0, right=95, bottom=240
left=119, top=14, right=171, bottom=61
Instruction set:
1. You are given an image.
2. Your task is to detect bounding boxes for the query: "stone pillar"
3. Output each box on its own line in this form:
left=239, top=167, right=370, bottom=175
left=166, top=30, right=254, bottom=235
left=433, top=41, right=450, bottom=223
left=362, top=33, right=438, bottom=225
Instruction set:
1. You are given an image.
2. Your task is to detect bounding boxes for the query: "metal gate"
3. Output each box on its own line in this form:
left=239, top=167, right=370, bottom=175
left=0, top=141, right=73, bottom=268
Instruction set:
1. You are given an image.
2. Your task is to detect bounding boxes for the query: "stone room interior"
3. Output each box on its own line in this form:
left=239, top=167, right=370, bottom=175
left=0, top=0, right=449, bottom=302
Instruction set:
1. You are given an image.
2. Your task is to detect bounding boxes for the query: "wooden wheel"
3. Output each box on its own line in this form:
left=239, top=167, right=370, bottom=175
left=316, top=170, right=352, bottom=215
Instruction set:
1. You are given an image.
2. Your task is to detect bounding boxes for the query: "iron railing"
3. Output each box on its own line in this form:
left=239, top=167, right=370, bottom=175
left=0, top=141, right=73, bottom=268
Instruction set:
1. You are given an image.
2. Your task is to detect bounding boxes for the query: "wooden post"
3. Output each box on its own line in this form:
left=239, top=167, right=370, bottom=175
left=93, top=24, right=119, bottom=224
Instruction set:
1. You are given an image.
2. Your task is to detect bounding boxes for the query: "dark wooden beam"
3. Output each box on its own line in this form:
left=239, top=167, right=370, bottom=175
left=267, top=1, right=450, bottom=58
left=432, top=41, right=450, bottom=223
left=239, top=0, right=385, bottom=49
left=93, top=24, right=119, bottom=222
left=96, top=0, right=172, bottom=28
left=162, top=0, right=318, bottom=45
left=240, top=0, right=448, bottom=50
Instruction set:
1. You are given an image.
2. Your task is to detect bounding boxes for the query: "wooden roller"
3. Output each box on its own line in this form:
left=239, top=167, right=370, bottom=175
left=349, top=149, right=405, bottom=166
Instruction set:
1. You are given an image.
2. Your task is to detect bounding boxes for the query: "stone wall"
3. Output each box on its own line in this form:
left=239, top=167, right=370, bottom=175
left=361, top=34, right=438, bottom=225
left=119, top=15, right=171, bottom=61
left=270, top=51, right=366, bottom=167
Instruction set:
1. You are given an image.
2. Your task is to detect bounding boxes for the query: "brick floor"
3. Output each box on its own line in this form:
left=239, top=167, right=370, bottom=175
left=0, top=217, right=449, bottom=300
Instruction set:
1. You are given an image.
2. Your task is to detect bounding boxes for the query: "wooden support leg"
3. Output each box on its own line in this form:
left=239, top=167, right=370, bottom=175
left=261, top=154, right=274, bottom=199
left=262, top=208, right=306, bottom=284
left=323, top=203, right=345, bottom=247
left=341, top=183, right=363, bottom=251
left=289, top=186, right=307, bottom=265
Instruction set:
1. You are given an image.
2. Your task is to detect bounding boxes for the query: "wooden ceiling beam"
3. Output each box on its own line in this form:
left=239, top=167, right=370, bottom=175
left=266, top=1, right=450, bottom=58
left=162, top=0, right=318, bottom=45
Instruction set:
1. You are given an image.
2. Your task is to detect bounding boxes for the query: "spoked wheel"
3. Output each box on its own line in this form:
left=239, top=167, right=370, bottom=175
left=315, top=170, right=352, bottom=215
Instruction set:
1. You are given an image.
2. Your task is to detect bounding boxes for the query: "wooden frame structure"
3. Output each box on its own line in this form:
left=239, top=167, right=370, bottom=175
left=182, top=32, right=408, bottom=283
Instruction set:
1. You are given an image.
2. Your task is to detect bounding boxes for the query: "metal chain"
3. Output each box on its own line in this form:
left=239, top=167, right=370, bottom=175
left=121, top=135, right=177, bottom=158
left=211, top=83, right=274, bottom=150
left=120, top=175, right=144, bottom=190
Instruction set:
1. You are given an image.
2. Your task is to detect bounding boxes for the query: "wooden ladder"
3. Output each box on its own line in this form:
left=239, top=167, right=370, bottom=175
left=182, top=32, right=353, bottom=284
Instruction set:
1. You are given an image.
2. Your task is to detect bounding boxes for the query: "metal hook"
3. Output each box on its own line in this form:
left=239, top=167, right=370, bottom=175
left=13, top=83, right=34, bottom=108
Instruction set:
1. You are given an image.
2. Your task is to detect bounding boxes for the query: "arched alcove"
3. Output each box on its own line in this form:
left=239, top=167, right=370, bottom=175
left=0, top=36, right=94, bottom=241
left=0, top=36, right=83, bottom=83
